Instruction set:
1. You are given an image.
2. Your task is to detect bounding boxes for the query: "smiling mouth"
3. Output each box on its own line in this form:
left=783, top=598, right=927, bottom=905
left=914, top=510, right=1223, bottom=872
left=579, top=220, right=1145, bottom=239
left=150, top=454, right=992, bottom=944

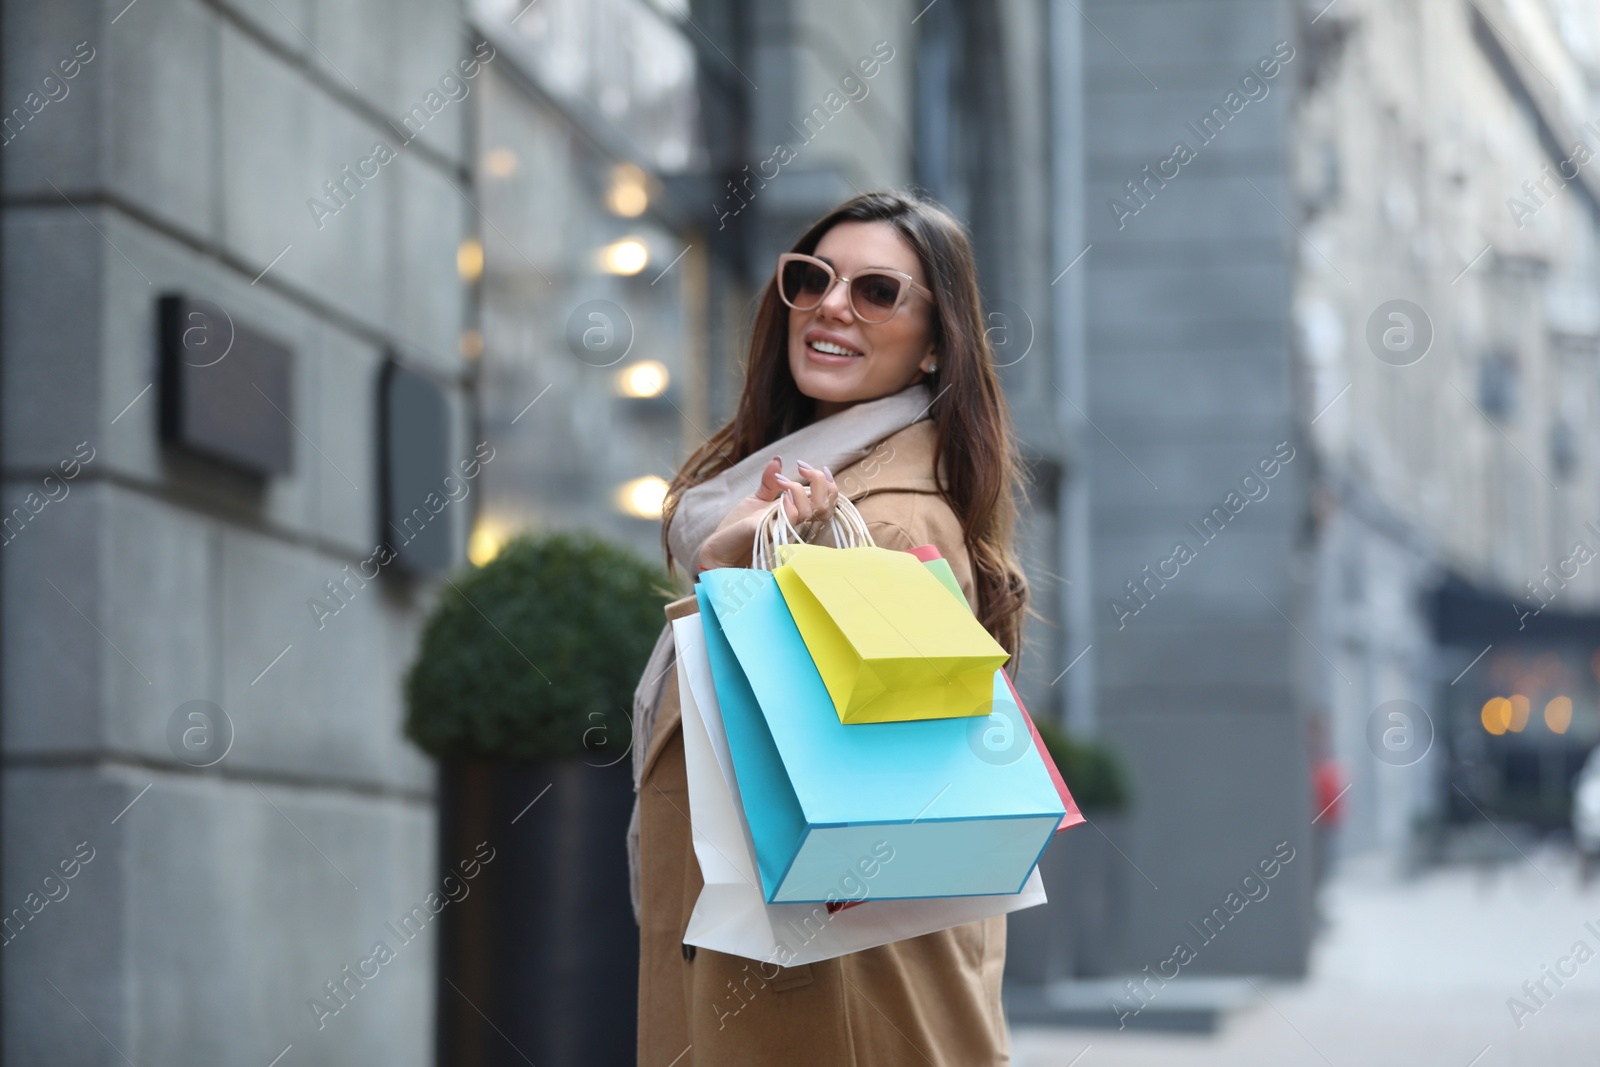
left=809, top=339, right=863, bottom=357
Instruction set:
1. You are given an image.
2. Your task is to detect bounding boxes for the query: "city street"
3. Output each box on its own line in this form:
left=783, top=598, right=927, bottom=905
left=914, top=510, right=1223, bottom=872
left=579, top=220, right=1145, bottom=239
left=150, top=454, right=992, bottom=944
left=1015, top=848, right=1600, bottom=1067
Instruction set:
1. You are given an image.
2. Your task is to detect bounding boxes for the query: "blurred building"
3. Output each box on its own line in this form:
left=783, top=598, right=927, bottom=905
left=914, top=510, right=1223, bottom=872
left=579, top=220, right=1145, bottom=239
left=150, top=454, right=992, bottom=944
left=3, top=1, right=474, bottom=1063
left=1063, top=0, right=1318, bottom=979
left=1292, top=0, right=1600, bottom=857
left=1058, top=0, right=1600, bottom=987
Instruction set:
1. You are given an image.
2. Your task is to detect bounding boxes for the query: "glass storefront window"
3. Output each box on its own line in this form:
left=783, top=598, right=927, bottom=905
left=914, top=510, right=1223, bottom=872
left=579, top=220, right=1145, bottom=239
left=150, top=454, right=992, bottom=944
left=472, top=0, right=703, bottom=173
left=469, top=54, right=701, bottom=566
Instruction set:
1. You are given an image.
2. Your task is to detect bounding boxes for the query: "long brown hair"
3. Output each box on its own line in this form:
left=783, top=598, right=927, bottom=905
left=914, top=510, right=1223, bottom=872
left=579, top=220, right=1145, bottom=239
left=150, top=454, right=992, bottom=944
left=664, top=190, right=1029, bottom=657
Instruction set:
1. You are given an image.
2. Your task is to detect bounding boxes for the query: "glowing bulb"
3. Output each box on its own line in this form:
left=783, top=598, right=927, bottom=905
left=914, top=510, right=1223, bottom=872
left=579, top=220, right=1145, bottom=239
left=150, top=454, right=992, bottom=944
left=484, top=148, right=519, bottom=178
left=1481, top=697, right=1511, bottom=735
left=1545, top=696, right=1573, bottom=734
left=600, top=238, right=649, bottom=276
left=616, top=360, right=669, bottom=398
left=457, top=238, right=485, bottom=282
left=607, top=163, right=650, bottom=217
left=617, top=475, right=669, bottom=519
left=1508, top=694, right=1531, bottom=732
left=468, top=517, right=513, bottom=567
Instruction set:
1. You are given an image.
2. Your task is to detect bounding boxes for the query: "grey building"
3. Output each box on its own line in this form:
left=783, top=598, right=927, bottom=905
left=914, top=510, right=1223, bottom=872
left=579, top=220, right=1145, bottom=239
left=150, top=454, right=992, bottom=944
left=3, top=1, right=471, bottom=1062
left=1291, top=0, right=1600, bottom=855
left=1061, top=0, right=1316, bottom=978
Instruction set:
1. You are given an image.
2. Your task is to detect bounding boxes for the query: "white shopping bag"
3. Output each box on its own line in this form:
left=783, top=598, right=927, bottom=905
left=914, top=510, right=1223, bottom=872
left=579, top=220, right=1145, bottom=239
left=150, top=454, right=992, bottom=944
left=671, top=613, right=1048, bottom=967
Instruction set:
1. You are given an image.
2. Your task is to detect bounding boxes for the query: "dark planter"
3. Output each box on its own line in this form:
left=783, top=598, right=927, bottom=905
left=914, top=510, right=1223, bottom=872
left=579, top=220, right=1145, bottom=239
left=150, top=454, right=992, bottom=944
left=1003, top=833, right=1076, bottom=983
left=1071, top=812, right=1129, bottom=977
left=1004, top=812, right=1129, bottom=982
left=435, top=756, right=638, bottom=1067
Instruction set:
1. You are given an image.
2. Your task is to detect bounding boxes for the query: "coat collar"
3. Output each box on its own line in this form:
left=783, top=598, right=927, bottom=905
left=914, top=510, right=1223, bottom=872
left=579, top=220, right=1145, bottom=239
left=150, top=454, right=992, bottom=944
left=833, top=418, right=944, bottom=498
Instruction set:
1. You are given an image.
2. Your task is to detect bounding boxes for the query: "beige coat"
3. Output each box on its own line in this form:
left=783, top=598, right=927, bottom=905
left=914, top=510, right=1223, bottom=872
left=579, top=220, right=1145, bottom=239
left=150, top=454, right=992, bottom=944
left=636, top=420, right=1011, bottom=1067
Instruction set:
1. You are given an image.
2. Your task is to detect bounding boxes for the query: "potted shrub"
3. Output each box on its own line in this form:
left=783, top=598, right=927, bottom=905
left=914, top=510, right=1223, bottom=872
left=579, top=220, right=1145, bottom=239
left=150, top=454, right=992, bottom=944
left=405, top=532, right=671, bottom=1067
left=1035, top=719, right=1132, bottom=814
left=1006, top=720, right=1132, bottom=988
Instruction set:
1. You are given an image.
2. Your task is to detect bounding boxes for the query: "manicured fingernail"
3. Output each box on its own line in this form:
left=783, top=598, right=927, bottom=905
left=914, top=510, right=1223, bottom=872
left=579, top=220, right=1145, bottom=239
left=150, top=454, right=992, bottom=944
left=798, top=460, right=814, bottom=470
left=823, top=466, right=833, bottom=479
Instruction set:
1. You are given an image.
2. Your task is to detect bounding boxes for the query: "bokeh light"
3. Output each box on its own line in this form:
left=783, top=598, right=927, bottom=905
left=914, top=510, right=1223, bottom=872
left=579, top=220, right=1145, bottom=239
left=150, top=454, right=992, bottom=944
left=606, top=163, right=650, bottom=217
left=600, top=238, right=649, bottom=276
left=616, top=475, right=669, bottom=518
left=1480, top=697, right=1511, bottom=735
left=1544, top=695, right=1573, bottom=734
left=484, top=147, right=519, bottom=178
left=468, top=516, right=513, bottom=567
left=615, top=360, right=669, bottom=398
left=1507, top=694, right=1531, bottom=732
left=457, top=238, right=485, bottom=282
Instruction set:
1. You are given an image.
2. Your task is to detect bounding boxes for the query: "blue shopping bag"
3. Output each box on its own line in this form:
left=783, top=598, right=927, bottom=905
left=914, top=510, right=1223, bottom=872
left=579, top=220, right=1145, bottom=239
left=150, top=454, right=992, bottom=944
left=698, top=568, right=1065, bottom=904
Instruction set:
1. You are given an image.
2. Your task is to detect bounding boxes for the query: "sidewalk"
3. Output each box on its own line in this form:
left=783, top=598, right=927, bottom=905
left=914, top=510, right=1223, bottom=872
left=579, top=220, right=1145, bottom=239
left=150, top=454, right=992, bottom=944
left=1012, top=848, right=1600, bottom=1067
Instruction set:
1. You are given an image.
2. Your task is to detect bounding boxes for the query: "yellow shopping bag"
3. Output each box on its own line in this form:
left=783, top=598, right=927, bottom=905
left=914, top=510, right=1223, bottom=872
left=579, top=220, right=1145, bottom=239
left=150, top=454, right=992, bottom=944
left=772, top=543, right=1010, bottom=723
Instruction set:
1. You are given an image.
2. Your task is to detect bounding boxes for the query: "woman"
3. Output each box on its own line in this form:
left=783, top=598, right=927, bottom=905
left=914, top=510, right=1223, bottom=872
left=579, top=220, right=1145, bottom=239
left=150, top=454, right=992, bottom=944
left=629, top=190, right=1029, bottom=1066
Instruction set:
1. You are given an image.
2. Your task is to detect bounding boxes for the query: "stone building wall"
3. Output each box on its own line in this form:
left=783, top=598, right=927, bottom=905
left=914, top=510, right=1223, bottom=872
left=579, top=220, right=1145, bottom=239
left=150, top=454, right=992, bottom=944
left=2, top=2, right=476, bottom=1061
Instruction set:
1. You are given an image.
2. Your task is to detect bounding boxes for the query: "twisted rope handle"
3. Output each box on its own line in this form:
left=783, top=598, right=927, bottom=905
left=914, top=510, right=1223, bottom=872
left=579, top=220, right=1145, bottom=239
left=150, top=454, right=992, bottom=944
left=751, top=494, right=876, bottom=571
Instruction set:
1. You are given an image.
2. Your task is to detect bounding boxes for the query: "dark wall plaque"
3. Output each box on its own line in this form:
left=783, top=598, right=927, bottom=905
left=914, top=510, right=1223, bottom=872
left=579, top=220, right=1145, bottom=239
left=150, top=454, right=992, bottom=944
left=158, top=294, right=294, bottom=475
left=380, top=358, right=453, bottom=574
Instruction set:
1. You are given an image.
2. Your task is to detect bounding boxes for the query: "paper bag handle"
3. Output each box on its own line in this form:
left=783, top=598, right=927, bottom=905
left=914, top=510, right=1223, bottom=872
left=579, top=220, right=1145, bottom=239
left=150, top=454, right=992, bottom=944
left=751, top=494, right=876, bottom=571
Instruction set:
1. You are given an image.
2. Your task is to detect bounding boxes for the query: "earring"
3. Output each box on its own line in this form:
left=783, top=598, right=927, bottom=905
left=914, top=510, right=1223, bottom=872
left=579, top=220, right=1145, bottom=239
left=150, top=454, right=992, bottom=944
left=925, top=361, right=938, bottom=374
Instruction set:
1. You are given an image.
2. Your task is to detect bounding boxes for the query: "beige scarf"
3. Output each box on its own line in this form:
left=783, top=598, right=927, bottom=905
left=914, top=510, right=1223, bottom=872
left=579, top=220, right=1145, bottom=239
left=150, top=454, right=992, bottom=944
left=626, top=383, right=934, bottom=918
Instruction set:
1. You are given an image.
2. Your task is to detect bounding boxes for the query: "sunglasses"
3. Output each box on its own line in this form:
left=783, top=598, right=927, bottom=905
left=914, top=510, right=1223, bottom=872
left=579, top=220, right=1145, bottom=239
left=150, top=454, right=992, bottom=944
left=776, top=253, right=933, bottom=324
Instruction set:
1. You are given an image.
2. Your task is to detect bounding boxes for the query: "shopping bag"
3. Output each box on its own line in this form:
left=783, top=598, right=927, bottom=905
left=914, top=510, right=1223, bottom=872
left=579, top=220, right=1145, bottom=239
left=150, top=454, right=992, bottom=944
left=673, top=612, right=1049, bottom=966
left=906, top=543, right=1084, bottom=836
left=698, top=567, right=1065, bottom=903
left=774, top=543, right=1010, bottom=723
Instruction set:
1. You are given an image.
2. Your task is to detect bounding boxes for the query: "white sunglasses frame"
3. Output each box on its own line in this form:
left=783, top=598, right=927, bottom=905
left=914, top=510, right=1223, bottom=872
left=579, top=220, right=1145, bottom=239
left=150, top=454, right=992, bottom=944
left=775, top=253, right=935, bottom=323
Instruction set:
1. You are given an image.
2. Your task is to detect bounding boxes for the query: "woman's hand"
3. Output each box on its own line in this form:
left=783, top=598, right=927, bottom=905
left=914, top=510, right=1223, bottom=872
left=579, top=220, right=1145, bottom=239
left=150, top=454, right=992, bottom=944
left=696, top=458, right=839, bottom=571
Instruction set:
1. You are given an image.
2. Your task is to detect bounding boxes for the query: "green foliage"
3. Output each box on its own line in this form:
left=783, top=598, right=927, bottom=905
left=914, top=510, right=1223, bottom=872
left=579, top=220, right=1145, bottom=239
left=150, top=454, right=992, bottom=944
left=404, top=532, right=672, bottom=761
left=1032, top=719, right=1132, bottom=813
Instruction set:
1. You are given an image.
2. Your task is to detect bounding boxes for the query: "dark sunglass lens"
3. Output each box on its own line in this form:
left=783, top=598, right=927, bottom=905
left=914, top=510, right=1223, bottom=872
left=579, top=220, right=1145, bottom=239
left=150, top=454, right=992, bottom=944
left=853, top=274, right=903, bottom=315
left=781, top=261, right=831, bottom=305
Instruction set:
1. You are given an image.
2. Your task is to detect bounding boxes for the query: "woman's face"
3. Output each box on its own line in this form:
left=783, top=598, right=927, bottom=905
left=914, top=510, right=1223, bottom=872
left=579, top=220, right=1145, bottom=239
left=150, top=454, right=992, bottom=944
left=786, top=220, right=936, bottom=418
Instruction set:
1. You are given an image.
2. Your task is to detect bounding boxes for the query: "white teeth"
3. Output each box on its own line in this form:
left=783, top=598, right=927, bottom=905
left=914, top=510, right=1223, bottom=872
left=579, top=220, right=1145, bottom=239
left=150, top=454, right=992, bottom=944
left=810, top=340, right=860, bottom=357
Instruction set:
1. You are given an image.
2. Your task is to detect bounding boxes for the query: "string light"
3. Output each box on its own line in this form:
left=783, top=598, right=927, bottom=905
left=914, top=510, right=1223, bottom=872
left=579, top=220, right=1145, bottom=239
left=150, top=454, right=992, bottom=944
left=600, top=238, right=649, bottom=275
left=1508, top=694, right=1531, bottom=732
left=457, top=238, right=485, bottom=282
left=616, top=476, right=669, bottom=518
left=607, top=163, right=650, bottom=217
left=484, top=148, right=519, bottom=178
left=1545, top=696, right=1573, bottom=734
left=616, top=361, right=669, bottom=398
left=468, top=517, right=513, bottom=566
left=1481, top=697, right=1511, bottom=735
